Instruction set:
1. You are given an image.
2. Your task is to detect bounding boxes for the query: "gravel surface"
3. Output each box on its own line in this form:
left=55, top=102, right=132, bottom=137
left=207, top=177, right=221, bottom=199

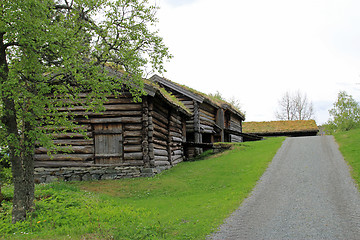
left=209, top=136, right=360, bottom=240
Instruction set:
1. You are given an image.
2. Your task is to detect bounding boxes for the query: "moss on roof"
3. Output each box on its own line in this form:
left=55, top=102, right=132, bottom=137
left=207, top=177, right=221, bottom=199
left=154, top=76, right=245, bottom=119
left=243, top=120, right=319, bottom=134
left=143, top=79, right=192, bottom=115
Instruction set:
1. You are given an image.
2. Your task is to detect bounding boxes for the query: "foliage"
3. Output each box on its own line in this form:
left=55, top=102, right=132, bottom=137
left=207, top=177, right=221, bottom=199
left=0, top=0, right=171, bottom=222
left=0, top=182, right=166, bottom=239
left=243, top=120, right=319, bottom=134
left=0, top=137, right=285, bottom=239
left=208, top=91, right=245, bottom=116
left=275, top=90, right=314, bottom=120
left=326, top=91, right=360, bottom=132
left=334, top=128, right=360, bottom=188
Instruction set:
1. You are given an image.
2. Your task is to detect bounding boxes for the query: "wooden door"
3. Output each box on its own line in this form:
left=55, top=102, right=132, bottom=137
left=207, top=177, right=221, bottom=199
left=94, top=123, right=123, bottom=164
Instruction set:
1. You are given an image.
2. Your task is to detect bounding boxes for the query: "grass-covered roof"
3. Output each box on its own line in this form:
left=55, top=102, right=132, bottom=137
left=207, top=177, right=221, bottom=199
left=243, top=120, right=319, bottom=134
left=151, top=75, right=245, bottom=119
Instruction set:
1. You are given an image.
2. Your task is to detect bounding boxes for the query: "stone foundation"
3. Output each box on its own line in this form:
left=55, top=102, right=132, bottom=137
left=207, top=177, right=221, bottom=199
left=34, top=166, right=164, bottom=183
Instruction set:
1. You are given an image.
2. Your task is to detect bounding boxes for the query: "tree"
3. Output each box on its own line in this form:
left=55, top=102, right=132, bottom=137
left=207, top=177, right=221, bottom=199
left=275, top=90, right=314, bottom=120
left=0, top=0, right=171, bottom=223
left=327, top=91, right=360, bottom=132
left=209, top=91, right=245, bottom=114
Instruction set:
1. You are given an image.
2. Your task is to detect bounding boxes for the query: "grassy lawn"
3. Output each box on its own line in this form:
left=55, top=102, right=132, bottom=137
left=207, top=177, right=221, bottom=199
left=333, top=128, right=360, bottom=188
left=0, top=137, right=284, bottom=240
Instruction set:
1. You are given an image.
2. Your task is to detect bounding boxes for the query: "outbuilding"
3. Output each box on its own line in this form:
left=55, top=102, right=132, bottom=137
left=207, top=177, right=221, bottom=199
left=34, top=80, right=191, bottom=183
left=150, top=75, right=246, bottom=157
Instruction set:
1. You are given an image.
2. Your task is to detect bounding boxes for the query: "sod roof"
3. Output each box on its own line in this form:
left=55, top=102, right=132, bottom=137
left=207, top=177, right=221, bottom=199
left=243, top=120, right=319, bottom=134
left=150, top=75, right=245, bottom=120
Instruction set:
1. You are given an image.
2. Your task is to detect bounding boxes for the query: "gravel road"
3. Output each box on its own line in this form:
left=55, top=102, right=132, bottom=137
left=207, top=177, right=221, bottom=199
left=209, top=136, right=360, bottom=240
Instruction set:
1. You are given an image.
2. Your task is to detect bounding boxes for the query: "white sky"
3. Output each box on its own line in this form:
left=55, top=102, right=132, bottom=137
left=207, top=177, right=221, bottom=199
left=154, top=0, right=360, bottom=124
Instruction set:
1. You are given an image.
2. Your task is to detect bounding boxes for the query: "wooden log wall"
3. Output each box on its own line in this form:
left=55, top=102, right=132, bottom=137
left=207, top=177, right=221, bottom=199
left=199, top=103, right=216, bottom=134
left=34, top=94, right=146, bottom=167
left=229, top=114, right=242, bottom=133
left=150, top=98, right=185, bottom=167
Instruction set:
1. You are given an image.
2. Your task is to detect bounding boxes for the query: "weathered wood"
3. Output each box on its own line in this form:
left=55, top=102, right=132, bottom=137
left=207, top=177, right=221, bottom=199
left=154, top=149, right=168, bottom=156
left=34, top=161, right=95, bottom=167
left=154, top=124, right=168, bottom=136
left=172, top=150, right=182, bottom=156
left=170, top=131, right=182, bottom=138
left=124, top=124, right=142, bottom=131
left=200, top=103, right=216, bottom=114
left=124, top=145, right=142, bottom=152
left=123, top=130, right=142, bottom=138
left=122, top=117, right=142, bottom=123
left=154, top=131, right=168, bottom=141
left=34, top=154, right=94, bottom=161
left=58, top=104, right=142, bottom=112
left=154, top=143, right=167, bottom=150
left=51, top=132, right=92, bottom=138
left=104, top=98, right=136, bottom=104
left=172, top=157, right=183, bottom=165
left=171, top=154, right=183, bottom=161
left=153, top=160, right=170, bottom=166
left=172, top=137, right=183, bottom=142
left=199, top=116, right=215, bottom=125
left=52, top=139, right=94, bottom=146
left=91, top=117, right=122, bottom=123
left=153, top=117, right=167, bottom=129
left=152, top=111, right=168, bottom=125
left=124, top=152, right=143, bottom=160
left=35, top=146, right=94, bottom=154
left=123, top=138, right=142, bottom=145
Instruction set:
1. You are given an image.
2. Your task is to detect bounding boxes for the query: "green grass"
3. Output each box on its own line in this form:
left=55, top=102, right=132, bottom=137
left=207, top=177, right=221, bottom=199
left=334, top=128, right=360, bottom=188
left=0, top=137, right=285, bottom=239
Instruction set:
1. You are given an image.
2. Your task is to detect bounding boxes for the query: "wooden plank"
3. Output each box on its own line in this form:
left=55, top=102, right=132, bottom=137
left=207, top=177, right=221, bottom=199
left=152, top=111, right=169, bottom=125
left=154, top=149, right=168, bottom=156
left=154, top=143, right=167, bottom=150
left=52, top=139, right=93, bottom=146
left=153, top=139, right=167, bottom=146
left=172, top=150, right=182, bottom=156
left=91, top=117, right=122, bottom=123
left=124, top=152, right=143, bottom=160
left=153, top=160, right=170, bottom=166
left=124, top=145, right=142, bottom=152
left=154, top=124, right=169, bottom=136
left=124, top=124, right=142, bottom=131
left=122, top=117, right=142, bottom=123
left=172, top=137, right=183, bottom=142
left=104, top=104, right=142, bottom=111
left=51, top=132, right=92, bottom=139
left=154, top=131, right=168, bottom=141
left=35, top=146, right=94, bottom=154
left=123, top=130, right=141, bottom=138
left=123, top=138, right=142, bottom=145
left=34, top=154, right=94, bottom=161
left=153, top=117, right=167, bottom=129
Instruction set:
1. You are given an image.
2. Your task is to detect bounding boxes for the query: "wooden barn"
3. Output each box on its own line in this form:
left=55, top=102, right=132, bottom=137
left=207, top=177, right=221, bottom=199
left=242, top=120, right=319, bottom=137
left=34, top=81, right=191, bottom=183
left=150, top=75, right=245, bottom=157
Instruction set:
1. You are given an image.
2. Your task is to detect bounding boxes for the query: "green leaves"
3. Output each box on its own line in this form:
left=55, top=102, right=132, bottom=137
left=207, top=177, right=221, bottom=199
left=327, top=91, right=360, bottom=132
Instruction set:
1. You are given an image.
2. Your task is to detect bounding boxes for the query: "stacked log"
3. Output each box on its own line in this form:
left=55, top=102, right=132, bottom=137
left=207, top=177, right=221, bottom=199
left=150, top=99, right=170, bottom=167
left=169, top=113, right=185, bottom=165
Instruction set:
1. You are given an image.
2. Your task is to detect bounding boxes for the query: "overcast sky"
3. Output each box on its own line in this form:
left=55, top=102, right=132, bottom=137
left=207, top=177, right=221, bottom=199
left=154, top=0, right=360, bottom=124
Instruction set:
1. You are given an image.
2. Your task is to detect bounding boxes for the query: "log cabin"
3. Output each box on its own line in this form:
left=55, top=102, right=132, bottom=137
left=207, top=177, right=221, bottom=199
left=150, top=75, right=246, bottom=157
left=34, top=80, right=191, bottom=183
left=242, top=120, right=319, bottom=137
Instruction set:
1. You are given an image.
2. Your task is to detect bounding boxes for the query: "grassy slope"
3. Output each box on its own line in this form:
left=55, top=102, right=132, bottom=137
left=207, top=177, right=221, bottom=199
left=333, top=128, right=360, bottom=187
left=0, top=137, right=284, bottom=240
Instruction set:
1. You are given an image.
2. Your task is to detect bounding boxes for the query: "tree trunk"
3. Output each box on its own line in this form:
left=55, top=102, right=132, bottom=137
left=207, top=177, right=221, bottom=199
left=1, top=33, right=34, bottom=223
left=0, top=183, right=3, bottom=206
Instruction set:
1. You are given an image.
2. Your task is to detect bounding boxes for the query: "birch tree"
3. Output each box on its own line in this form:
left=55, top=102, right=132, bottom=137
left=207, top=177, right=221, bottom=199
left=275, top=90, right=314, bottom=120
